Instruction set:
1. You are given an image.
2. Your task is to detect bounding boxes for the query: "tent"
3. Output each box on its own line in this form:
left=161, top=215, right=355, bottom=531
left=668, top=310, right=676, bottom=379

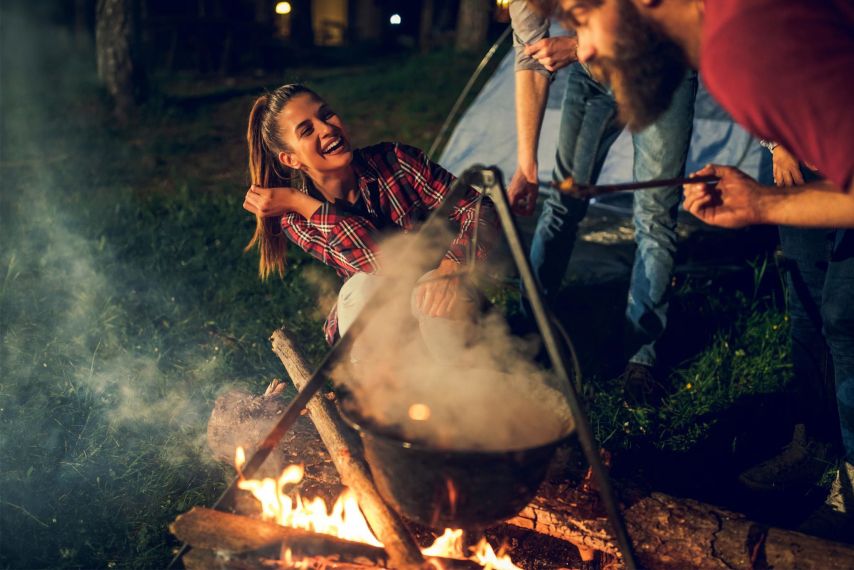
left=439, top=23, right=771, bottom=214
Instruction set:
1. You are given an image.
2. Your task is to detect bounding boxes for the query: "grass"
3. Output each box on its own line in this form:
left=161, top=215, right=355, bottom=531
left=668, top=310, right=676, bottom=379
left=588, top=291, right=792, bottom=453
left=1, top=13, right=486, bottom=568
left=1, top=10, right=796, bottom=570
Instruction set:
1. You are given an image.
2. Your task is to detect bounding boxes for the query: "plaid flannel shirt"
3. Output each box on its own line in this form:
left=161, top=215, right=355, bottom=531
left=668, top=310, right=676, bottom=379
left=280, top=142, right=497, bottom=344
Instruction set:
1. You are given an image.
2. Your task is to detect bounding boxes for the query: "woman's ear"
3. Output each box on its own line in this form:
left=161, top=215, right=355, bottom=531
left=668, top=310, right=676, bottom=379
left=279, top=151, right=301, bottom=171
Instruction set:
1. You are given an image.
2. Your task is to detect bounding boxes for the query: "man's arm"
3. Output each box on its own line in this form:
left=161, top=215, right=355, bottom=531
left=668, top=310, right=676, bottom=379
left=683, top=164, right=854, bottom=228
left=511, top=69, right=550, bottom=214
left=507, top=0, right=553, bottom=215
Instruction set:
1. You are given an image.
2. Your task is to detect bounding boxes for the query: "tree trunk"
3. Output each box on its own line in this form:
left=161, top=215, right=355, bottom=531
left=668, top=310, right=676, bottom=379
left=419, top=0, right=435, bottom=53
left=74, top=0, right=95, bottom=50
left=454, top=0, right=489, bottom=53
left=291, top=0, right=315, bottom=47
left=95, top=0, right=145, bottom=122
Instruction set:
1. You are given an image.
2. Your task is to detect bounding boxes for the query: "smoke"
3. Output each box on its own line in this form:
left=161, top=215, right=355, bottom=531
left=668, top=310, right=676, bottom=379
left=332, top=228, right=575, bottom=452
left=0, top=9, right=254, bottom=566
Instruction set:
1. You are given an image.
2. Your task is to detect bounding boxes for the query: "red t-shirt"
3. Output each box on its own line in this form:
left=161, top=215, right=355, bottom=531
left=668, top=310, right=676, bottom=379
left=701, top=0, right=854, bottom=190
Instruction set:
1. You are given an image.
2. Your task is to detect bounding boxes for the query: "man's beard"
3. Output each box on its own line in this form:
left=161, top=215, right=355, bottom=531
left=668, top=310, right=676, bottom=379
left=587, top=0, right=688, bottom=131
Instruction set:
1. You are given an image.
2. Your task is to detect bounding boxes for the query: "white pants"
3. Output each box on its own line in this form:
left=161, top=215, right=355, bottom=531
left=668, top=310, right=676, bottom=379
left=337, top=271, right=478, bottom=362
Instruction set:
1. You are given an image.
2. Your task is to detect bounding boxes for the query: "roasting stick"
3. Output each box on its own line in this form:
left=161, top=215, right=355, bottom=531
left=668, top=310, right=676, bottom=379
left=168, top=176, right=473, bottom=570
left=552, top=174, right=720, bottom=199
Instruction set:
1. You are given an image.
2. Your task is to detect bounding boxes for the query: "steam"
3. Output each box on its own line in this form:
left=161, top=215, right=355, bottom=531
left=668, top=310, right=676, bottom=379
left=332, top=230, right=574, bottom=452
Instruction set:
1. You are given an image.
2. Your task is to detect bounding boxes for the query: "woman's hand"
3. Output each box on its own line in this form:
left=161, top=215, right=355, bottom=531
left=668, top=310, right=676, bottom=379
left=415, top=259, right=462, bottom=318
left=243, top=184, right=299, bottom=217
left=772, top=145, right=805, bottom=187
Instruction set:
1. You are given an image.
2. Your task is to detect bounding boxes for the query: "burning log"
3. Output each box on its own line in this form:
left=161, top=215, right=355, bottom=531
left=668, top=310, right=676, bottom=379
left=171, top=507, right=480, bottom=570
left=508, top=480, right=854, bottom=570
left=206, top=329, right=854, bottom=570
left=270, top=327, right=425, bottom=570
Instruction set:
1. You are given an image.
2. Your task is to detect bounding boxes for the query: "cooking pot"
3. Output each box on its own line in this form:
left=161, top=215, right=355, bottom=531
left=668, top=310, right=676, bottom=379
left=338, top=397, right=574, bottom=530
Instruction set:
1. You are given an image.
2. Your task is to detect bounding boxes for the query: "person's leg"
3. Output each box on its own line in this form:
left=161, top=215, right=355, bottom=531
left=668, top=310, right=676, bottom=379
left=800, top=229, right=854, bottom=537
left=739, top=224, right=837, bottom=491
left=780, top=226, right=838, bottom=443
left=822, top=229, right=854, bottom=467
left=411, top=270, right=479, bottom=362
left=337, top=273, right=384, bottom=336
left=337, top=272, right=386, bottom=365
left=623, top=72, right=697, bottom=373
left=528, top=64, right=621, bottom=305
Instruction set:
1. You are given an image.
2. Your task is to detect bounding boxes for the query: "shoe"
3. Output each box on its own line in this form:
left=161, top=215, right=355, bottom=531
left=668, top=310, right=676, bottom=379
left=799, top=460, right=854, bottom=543
left=737, top=424, right=832, bottom=492
left=619, top=363, right=664, bottom=407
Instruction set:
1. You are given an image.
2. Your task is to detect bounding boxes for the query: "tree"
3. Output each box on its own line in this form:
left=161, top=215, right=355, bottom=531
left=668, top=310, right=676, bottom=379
left=454, top=0, right=490, bottom=53
left=95, top=0, right=146, bottom=122
left=291, top=0, right=315, bottom=47
left=419, top=0, right=435, bottom=52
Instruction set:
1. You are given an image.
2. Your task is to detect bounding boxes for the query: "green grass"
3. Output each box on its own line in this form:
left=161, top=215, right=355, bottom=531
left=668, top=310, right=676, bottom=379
left=1, top=12, right=794, bottom=570
left=588, top=293, right=792, bottom=452
left=0, top=16, right=485, bottom=567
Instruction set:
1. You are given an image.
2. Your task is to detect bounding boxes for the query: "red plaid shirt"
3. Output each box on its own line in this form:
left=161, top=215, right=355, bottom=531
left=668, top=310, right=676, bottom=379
left=281, top=142, right=497, bottom=344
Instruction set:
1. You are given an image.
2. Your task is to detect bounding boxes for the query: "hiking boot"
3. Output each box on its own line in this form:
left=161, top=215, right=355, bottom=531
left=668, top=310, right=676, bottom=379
left=799, top=460, right=854, bottom=543
left=737, top=424, right=833, bottom=492
left=619, top=363, right=665, bottom=407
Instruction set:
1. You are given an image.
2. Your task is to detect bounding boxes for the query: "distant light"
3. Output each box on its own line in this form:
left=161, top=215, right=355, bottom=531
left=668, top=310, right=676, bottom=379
left=389, top=14, right=402, bottom=25
left=496, top=0, right=511, bottom=7
left=275, top=2, right=292, bottom=15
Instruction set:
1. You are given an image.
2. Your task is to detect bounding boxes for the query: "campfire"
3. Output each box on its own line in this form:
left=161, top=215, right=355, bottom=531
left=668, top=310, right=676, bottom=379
left=233, top=446, right=522, bottom=569
left=170, top=173, right=854, bottom=569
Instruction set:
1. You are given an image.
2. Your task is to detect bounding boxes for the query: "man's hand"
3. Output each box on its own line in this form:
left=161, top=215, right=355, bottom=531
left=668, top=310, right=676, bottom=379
left=772, top=145, right=805, bottom=187
left=243, top=184, right=298, bottom=217
left=683, top=164, right=764, bottom=228
left=415, top=259, right=461, bottom=318
left=508, top=167, right=539, bottom=216
left=524, top=36, right=578, bottom=72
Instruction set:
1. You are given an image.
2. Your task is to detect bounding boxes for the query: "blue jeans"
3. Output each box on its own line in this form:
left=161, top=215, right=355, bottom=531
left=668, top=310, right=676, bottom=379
left=529, top=63, right=697, bottom=366
left=780, top=220, right=854, bottom=463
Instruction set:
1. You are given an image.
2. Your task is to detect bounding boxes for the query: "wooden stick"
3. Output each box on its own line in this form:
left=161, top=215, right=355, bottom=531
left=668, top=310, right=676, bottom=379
left=172, top=507, right=479, bottom=570
left=508, top=481, right=854, bottom=570
left=171, top=507, right=387, bottom=563
left=552, top=174, right=719, bottom=199
left=270, top=328, right=425, bottom=570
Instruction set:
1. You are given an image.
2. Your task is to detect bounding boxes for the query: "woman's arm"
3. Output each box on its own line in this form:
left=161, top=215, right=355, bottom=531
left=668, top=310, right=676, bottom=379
left=282, top=206, right=382, bottom=276
left=244, top=183, right=384, bottom=276
left=243, top=184, right=323, bottom=219
left=394, top=144, right=498, bottom=265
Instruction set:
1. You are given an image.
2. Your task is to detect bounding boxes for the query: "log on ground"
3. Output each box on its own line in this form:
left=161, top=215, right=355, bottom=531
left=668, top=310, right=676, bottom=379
left=508, top=481, right=854, bottom=570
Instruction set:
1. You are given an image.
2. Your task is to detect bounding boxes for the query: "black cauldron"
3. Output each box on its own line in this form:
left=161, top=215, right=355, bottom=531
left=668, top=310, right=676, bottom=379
left=338, top=399, right=574, bottom=530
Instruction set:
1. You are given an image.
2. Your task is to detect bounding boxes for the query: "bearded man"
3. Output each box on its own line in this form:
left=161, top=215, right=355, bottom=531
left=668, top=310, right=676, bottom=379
left=527, top=0, right=854, bottom=538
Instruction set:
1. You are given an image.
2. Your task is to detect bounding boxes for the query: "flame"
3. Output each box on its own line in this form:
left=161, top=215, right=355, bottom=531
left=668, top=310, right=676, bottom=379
left=470, top=538, right=523, bottom=570
left=234, top=446, right=521, bottom=568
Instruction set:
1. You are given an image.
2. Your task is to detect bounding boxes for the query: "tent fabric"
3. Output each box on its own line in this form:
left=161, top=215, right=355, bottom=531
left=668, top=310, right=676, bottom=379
left=439, top=25, right=771, bottom=212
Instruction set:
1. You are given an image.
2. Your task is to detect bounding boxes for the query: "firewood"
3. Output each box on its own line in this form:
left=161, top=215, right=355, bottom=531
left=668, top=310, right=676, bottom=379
left=270, top=328, right=425, bottom=570
left=508, top=481, right=854, bottom=570
left=172, top=507, right=388, bottom=564
left=172, top=507, right=480, bottom=570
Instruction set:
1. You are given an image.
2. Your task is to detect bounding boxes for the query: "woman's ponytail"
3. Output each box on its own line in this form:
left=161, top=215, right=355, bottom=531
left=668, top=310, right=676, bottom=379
left=244, top=84, right=319, bottom=280
left=246, top=95, right=287, bottom=279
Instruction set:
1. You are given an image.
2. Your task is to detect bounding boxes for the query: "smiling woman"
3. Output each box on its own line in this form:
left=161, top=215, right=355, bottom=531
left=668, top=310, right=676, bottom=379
left=242, top=84, right=498, bottom=350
